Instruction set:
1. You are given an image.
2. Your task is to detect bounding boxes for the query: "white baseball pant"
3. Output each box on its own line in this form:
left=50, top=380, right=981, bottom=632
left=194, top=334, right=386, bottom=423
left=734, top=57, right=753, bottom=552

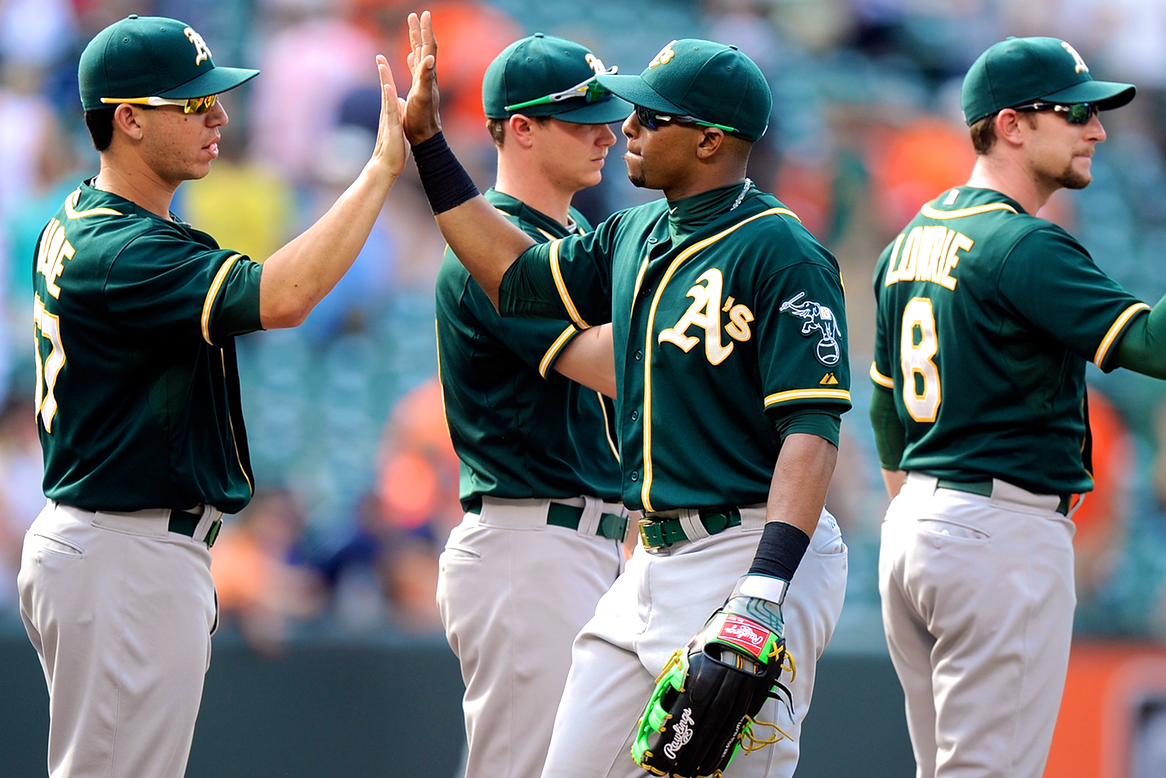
left=436, top=496, right=626, bottom=778
left=18, top=500, right=220, bottom=778
left=879, top=473, right=1077, bottom=778
left=540, top=507, right=847, bottom=778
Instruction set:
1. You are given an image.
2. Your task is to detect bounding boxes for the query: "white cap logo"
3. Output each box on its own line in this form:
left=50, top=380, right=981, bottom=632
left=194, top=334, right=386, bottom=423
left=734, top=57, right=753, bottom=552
left=185, top=27, right=212, bottom=66
left=1061, top=41, right=1088, bottom=74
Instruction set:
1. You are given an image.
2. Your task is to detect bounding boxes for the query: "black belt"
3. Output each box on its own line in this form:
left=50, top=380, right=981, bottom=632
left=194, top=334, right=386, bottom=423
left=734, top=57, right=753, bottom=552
left=168, top=509, right=222, bottom=548
left=467, top=500, right=628, bottom=541
left=934, top=479, right=1073, bottom=516
left=638, top=508, right=741, bottom=549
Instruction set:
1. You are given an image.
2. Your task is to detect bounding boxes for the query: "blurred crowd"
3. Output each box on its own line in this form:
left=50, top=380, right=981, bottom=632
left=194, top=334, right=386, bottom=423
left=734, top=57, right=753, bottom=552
left=3, top=0, right=1166, bottom=654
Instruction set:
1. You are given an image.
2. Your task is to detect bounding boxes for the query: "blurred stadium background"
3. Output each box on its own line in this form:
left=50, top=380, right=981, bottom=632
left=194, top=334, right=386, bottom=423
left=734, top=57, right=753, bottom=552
left=3, top=0, right=1166, bottom=775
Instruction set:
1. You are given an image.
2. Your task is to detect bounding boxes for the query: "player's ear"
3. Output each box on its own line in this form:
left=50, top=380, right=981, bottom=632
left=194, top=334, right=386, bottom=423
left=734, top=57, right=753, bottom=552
left=508, top=114, right=538, bottom=149
left=995, top=109, right=1029, bottom=148
left=111, top=104, right=147, bottom=142
left=693, top=127, right=726, bottom=160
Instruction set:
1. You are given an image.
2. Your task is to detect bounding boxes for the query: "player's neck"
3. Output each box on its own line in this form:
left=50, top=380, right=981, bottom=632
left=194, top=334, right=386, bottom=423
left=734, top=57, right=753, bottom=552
left=965, top=155, right=1054, bottom=215
left=495, top=157, right=574, bottom=227
left=93, top=156, right=178, bottom=220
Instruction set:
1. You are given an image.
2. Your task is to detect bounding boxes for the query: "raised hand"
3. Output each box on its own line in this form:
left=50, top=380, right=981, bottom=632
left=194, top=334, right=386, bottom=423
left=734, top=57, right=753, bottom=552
left=371, top=54, right=407, bottom=179
left=404, top=10, right=442, bottom=145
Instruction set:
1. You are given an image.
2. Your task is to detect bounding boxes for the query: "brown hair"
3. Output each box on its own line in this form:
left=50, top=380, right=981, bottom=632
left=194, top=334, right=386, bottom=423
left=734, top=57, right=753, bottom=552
left=486, top=115, right=551, bottom=148
left=85, top=108, right=116, bottom=152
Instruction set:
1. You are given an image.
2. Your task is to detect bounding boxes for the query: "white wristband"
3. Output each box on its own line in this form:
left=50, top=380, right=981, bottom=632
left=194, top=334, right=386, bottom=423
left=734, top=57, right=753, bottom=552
left=731, top=574, right=789, bottom=606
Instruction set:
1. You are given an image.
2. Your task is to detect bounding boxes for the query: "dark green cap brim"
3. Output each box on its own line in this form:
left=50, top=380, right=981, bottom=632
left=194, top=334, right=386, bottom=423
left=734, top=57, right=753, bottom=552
left=596, top=73, right=685, bottom=114
left=156, top=65, right=259, bottom=100
left=1041, top=79, right=1136, bottom=112
left=512, top=95, right=633, bottom=124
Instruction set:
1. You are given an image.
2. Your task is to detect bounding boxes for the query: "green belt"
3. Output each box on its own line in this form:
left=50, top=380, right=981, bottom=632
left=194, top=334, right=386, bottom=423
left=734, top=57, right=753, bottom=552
left=638, top=508, right=742, bottom=549
left=934, top=479, right=1072, bottom=516
left=467, top=500, right=628, bottom=541
left=168, top=509, right=222, bottom=548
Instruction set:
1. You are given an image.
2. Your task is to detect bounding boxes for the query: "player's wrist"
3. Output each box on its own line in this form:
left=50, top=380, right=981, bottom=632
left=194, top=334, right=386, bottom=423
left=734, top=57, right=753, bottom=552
left=730, top=573, right=790, bottom=606
left=411, top=131, right=479, bottom=214
left=747, top=520, right=810, bottom=585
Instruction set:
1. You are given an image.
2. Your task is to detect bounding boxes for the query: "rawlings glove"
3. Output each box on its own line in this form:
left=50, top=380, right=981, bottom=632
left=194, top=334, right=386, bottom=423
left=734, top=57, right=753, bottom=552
left=631, top=574, right=795, bottom=778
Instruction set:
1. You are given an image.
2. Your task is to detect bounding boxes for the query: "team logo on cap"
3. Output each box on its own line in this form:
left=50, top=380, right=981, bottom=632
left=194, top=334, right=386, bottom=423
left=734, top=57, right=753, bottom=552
left=648, top=41, right=677, bottom=69
left=185, top=27, right=212, bottom=66
left=1061, top=41, right=1088, bottom=73
left=585, top=53, right=612, bottom=76
left=780, top=292, right=841, bottom=366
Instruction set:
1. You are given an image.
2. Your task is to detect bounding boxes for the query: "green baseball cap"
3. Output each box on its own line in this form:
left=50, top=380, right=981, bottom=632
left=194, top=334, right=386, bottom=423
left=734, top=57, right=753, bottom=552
left=961, top=36, right=1135, bottom=126
left=482, top=33, right=631, bottom=124
left=79, top=15, right=259, bottom=111
left=596, top=39, right=771, bottom=142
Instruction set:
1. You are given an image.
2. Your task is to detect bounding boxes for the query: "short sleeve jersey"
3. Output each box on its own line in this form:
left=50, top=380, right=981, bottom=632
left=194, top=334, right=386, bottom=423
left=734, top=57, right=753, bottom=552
left=871, top=187, right=1149, bottom=495
left=33, top=182, right=264, bottom=513
left=500, top=186, right=852, bottom=513
left=436, top=189, right=621, bottom=507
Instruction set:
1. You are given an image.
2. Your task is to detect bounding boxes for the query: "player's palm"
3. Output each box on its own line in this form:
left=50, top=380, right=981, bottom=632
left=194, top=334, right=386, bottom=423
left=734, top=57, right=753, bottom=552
left=403, top=10, right=442, bottom=145
left=371, top=54, right=407, bottom=179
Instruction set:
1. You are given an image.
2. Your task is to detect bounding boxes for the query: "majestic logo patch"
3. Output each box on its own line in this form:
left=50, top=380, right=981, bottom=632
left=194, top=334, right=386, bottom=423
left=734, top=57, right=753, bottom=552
left=1061, top=41, right=1088, bottom=73
left=780, top=292, right=841, bottom=366
left=649, top=41, right=677, bottom=69
left=185, top=27, right=212, bottom=65
left=663, top=708, right=695, bottom=759
left=716, top=615, right=769, bottom=658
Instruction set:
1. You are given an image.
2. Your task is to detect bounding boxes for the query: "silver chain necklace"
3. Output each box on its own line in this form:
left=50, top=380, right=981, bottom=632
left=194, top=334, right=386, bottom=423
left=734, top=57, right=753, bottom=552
left=730, top=178, right=753, bottom=211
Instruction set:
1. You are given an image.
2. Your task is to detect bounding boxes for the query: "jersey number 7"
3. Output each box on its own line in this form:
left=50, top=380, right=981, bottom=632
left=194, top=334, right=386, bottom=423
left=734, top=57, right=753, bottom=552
left=34, top=296, right=65, bottom=434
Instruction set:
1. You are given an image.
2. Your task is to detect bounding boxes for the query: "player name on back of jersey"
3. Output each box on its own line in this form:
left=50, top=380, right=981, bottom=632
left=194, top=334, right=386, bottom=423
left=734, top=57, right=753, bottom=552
left=881, top=223, right=972, bottom=290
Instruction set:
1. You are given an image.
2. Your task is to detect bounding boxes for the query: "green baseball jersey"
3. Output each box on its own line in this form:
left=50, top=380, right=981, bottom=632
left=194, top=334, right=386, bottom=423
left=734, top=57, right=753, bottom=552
left=33, top=182, right=263, bottom=513
left=871, top=186, right=1150, bottom=495
left=436, top=189, right=621, bottom=506
left=499, top=183, right=852, bottom=513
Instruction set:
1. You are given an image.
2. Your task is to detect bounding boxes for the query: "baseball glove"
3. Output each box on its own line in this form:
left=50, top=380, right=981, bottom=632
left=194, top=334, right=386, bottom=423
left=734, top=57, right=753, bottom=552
left=631, top=602, right=795, bottom=778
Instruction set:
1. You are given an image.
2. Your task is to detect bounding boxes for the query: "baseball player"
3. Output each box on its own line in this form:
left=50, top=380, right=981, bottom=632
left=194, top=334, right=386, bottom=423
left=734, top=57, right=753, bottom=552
left=403, top=13, right=849, bottom=778
left=870, top=36, right=1166, bottom=778
left=18, top=15, right=406, bottom=778
left=434, top=33, right=632, bottom=778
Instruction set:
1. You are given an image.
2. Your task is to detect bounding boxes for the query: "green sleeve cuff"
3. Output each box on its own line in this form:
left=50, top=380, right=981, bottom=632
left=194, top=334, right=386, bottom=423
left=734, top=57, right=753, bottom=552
left=1113, top=296, right=1166, bottom=377
left=869, top=384, right=906, bottom=470
left=772, top=406, right=841, bottom=447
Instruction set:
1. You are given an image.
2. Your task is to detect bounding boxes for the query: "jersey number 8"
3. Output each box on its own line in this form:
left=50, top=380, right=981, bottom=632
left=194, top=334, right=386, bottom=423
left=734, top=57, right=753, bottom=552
left=900, top=297, right=940, bottom=422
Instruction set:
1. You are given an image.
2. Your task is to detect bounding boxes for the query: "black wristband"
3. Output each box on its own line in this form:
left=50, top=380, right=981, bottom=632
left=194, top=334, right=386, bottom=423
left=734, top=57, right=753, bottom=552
left=411, top=132, right=479, bottom=214
left=748, top=521, right=811, bottom=582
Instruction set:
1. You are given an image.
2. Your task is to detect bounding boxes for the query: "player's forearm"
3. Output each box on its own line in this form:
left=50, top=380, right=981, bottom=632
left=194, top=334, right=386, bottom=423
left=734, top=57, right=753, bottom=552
left=1112, top=295, right=1166, bottom=378
left=765, top=432, right=838, bottom=538
left=881, top=468, right=906, bottom=499
left=434, top=196, right=535, bottom=308
left=554, top=323, right=616, bottom=397
left=258, top=164, right=397, bottom=329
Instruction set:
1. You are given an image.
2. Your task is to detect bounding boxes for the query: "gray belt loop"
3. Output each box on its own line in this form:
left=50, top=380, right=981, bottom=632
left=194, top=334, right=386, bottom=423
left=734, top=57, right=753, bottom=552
left=677, top=509, right=710, bottom=542
left=577, top=496, right=602, bottom=537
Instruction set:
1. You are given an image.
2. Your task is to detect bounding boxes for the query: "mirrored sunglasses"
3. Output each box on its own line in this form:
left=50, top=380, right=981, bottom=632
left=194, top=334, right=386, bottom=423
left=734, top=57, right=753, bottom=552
left=101, top=94, right=219, bottom=114
left=1011, top=101, right=1099, bottom=125
left=634, top=104, right=737, bottom=134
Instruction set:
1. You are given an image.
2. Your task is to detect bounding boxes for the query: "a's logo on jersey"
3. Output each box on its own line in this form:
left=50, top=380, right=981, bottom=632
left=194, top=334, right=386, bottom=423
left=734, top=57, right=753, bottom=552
left=648, top=41, right=677, bottom=69
left=185, top=27, right=213, bottom=65
left=780, top=292, right=841, bottom=366
left=658, top=269, right=754, bottom=365
left=1061, top=41, right=1088, bottom=73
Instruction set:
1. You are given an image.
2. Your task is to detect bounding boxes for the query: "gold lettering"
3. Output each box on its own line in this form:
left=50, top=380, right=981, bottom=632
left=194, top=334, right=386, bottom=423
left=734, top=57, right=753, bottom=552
left=658, top=269, right=734, bottom=364
left=941, top=232, right=973, bottom=290
left=37, top=219, right=74, bottom=299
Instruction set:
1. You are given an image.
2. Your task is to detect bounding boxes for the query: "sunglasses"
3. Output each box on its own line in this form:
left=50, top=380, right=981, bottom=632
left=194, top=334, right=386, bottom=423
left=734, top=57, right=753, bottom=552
left=634, top=104, right=736, bottom=134
left=505, top=76, right=611, bottom=112
left=100, top=94, right=219, bottom=114
left=1011, top=101, right=1099, bottom=125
